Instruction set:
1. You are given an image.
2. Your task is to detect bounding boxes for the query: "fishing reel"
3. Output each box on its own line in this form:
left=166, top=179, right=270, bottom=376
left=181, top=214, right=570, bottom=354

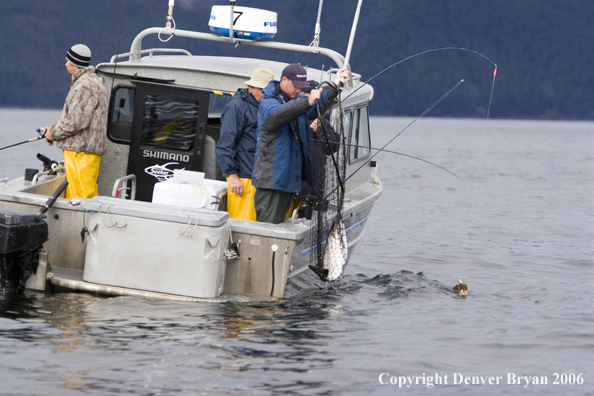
left=35, top=127, right=47, bottom=139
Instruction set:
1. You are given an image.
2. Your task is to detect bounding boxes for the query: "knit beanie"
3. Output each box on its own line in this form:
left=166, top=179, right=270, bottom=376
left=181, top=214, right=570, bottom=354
left=66, top=44, right=91, bottom=68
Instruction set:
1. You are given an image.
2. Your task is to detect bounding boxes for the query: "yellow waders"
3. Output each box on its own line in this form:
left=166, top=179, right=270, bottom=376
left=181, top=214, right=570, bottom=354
left=63, top=150, right=102, bottom=199
left=226, top=177, right=257, bottom=221
left=285, top=198, right=305, bottom=220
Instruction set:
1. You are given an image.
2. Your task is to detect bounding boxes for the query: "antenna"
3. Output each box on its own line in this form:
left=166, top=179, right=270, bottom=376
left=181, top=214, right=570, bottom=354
left=344, top=0, right=363, bottom=71
left=166, top=0, right=175, bottom=28
left=310, top=0, right=324, bottom=48
left=159, top=0, right=176, bottom=42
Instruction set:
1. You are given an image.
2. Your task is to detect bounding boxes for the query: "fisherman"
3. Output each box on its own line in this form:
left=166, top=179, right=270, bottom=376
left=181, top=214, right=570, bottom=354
left=252, top=64, right=350, bottom=224
left=215, top=67, right=274, bottom=220
left=287, top=80, right=341, bottom=216
left=301, top=80, right=340, bottom=199
left=45, top=44, right=108, bottom=199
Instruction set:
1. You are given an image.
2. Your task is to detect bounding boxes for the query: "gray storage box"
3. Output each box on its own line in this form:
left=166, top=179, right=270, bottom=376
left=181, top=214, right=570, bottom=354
left=82, top=197, right=229, bottom=298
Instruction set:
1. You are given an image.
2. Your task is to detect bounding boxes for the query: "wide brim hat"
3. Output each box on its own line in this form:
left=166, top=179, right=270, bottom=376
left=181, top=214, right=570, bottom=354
left=244, top=68, right=274, bottom=89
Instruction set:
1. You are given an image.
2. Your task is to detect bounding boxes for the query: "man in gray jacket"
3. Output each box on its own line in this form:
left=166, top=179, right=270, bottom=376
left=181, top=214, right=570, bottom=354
left=45, top=44, right=108, bottom=199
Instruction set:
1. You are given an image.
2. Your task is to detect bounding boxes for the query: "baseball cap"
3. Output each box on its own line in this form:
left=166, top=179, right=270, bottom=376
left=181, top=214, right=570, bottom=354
left=281, top=63, right=309, bottom=89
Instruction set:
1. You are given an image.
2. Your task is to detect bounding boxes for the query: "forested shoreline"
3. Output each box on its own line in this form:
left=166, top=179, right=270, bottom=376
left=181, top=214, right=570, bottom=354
left=1, top=0, right=592, bottom=120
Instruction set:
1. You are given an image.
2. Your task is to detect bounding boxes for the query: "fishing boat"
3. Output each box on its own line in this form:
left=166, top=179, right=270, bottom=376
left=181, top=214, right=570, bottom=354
left=0, top=2, right=382, bottom=301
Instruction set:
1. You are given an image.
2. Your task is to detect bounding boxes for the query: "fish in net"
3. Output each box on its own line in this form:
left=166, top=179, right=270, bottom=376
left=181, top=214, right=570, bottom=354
left=306, top=84, right=348, bottom=282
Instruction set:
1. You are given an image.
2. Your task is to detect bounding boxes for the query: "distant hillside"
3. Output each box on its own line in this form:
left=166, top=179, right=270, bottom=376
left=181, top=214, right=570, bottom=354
left=1, top=0, right=592, bottom=119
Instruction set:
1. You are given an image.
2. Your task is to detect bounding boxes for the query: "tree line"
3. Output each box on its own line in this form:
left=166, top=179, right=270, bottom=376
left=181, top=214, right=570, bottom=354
left=1, top=0, right=592, bottom=120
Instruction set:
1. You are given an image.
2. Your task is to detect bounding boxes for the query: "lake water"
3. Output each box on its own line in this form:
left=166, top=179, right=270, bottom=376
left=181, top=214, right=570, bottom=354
left=1, top=109, right=593, bottom=395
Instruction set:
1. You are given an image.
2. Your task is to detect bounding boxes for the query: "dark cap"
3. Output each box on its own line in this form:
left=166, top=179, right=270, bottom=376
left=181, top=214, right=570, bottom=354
left=301, top=80, right=319, bottom=94
left=281, top=63, right=309, bottom=89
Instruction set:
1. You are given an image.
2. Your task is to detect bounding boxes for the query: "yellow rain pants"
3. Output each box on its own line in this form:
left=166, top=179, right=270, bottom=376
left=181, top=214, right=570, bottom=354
left=286, top=198, right=305, bottom=220
left=226, top=177, right=257, bottom=221
left=63, top=150, right=102, bottom=199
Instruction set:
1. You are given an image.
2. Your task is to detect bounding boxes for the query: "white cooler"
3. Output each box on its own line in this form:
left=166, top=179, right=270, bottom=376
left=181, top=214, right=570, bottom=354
left=82, top=197, right=230, bottom=298
left=152, top=179, right=227, bottom=210
left=152, top=171, right=228, bottom=211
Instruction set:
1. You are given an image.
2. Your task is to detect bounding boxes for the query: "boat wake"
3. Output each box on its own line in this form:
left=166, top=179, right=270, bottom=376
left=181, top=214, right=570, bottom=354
left=288, top=270, right=466, bottom=303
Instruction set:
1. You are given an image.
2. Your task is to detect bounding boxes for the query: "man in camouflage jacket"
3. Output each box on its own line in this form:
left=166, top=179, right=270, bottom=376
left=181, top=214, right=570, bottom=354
left=46, top=44, right=108, bottom=199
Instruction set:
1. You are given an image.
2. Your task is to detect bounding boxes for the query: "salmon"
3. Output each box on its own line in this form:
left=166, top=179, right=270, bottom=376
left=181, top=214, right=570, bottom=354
left=310, top=219, right=348, bottom=282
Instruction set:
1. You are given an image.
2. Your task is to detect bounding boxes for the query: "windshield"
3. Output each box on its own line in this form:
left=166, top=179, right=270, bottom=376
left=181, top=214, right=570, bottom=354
left=208, top=93, right=234, bottom=118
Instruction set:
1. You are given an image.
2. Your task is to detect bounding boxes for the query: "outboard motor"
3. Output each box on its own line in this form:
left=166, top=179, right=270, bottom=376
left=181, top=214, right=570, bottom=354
left=0, top=180, right=68, bottom=296
left=0, top=210, right=48, bottom=295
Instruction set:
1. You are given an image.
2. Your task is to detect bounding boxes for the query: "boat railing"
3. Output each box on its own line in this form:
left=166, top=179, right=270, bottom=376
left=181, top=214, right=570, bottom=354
left=32, top=165, right=65, bottom=184
left=111, top=48, right=192, bottom=63
left=111, top=174, right=137, bottom=200
left=127, top=27, right=347, bottom=69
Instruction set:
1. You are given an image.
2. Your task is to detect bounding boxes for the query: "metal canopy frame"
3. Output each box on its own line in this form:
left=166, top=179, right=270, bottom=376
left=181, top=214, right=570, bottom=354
left=126, top=28, right=347, bottom=69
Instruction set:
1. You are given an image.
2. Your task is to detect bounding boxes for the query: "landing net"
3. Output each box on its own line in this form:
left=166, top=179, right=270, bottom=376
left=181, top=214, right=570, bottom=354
left=307, top=84, right=346, bottom=274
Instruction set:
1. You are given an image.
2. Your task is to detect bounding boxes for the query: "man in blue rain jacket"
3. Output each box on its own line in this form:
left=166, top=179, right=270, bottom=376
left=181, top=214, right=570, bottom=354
left=215, top=68, right=274, bottom=220
left=252, top=64, right=350, bottom=223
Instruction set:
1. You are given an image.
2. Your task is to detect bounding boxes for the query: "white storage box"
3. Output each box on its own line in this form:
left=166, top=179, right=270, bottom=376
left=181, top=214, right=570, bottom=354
left=152, top=178, right=227, bottom=210
left=82, top=197, right=230, bottom=298
left=173, top=169, right=204, bottom=184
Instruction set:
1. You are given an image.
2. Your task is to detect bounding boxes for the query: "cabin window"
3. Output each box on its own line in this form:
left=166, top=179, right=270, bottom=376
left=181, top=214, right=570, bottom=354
left=349, top=106, right=371, bottom=162
left=108, top=86, right=135, bottom=143
left=343, top=111, right=352, bottom=147
left=140, top=95, right=199, bottom=152
left=208, top=93, right=234, bottom=118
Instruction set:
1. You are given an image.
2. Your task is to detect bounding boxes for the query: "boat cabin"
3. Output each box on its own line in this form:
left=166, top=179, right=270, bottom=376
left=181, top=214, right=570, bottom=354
left=96, top=52, right=375, bottom=204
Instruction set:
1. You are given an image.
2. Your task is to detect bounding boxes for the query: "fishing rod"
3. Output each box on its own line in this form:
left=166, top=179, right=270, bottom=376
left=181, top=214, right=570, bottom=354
left=345, top=79, right=464, bottom=184
left=317, top=47, right=496, bottom=119
left=310, top=139, right=460, bottom=179
left=321, top=0, right=362, bottom=205
left=109, top=0, right=128, bottom=95
left=343, top=0, right=363, bottom=72
left=308, top=0, right=363, bottom=281
left=0, top=128, right=46, bottom=151
left=343, top=47, right=497, bottom=103
left=315, top=46, right=496, bottom=185
left=321, top=79, right=465, bottom=202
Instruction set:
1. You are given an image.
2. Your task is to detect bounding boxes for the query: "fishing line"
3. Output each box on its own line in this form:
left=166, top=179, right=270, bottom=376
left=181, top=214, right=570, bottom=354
left=342, top=47, right=497, bottom=104
left=312, top=141, right=460, bottom=179
left=109, top=0, right=128, bottom=95
left=321, top=79, right=464, bottom=202
left=347, top=79, right=464, bottom=182
left=336, top=47, right=498, bottom=267
left=319, top=47, right=497, bottom=182
left=310, top=138, right=459, bottom=178
left=459, top=67, right=497, bottom=265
